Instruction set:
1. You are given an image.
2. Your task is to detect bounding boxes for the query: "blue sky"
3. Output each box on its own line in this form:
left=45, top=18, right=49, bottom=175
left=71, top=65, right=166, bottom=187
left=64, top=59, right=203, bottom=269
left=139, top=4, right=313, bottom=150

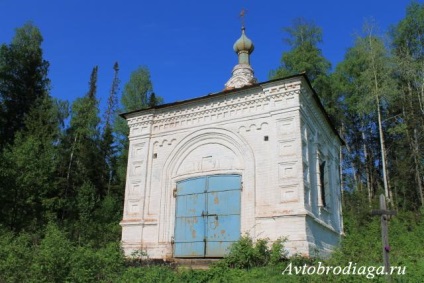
left=0, top=0, right=415, bottom=112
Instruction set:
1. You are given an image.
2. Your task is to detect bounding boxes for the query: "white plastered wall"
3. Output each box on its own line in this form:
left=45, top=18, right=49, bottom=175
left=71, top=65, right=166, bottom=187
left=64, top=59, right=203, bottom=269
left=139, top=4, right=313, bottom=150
left=120, top=76, right=343, bottom=259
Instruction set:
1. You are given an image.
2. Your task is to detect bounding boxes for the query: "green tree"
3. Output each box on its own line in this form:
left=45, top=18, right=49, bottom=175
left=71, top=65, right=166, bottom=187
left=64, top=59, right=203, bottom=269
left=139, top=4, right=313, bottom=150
left=271, top=18, right=335, bottom=108
left=102, top=62, right=120, bottom=197
left=271, top=18, right=330, bottom=81
left=104, top=62, right=120, bottom=128
left=58, top=66, right=105, bottom=240
left=334, top=22, right=396, bottom=205
left=0, top=96, right=65, bottom=231
left=65, top=66, right=101, bottom=189
left=391, top=1, right=424, bottom=209
left=120, top=66, right=154, bottom=112
left=0, top=22, right=50, bottom=150
left=148, top=92, right=159, bottom=107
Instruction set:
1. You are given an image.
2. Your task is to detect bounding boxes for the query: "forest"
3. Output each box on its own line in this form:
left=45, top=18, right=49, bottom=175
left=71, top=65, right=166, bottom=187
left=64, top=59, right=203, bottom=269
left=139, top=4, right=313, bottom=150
left=0, top=1, right=423, bottom=282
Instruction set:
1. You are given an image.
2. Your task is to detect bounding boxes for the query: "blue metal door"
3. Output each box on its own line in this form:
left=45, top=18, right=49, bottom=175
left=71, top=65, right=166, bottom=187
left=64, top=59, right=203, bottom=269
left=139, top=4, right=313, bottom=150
left=174, top=175, right=241, bottom=257
left=174, top=177, right=206, bottom=257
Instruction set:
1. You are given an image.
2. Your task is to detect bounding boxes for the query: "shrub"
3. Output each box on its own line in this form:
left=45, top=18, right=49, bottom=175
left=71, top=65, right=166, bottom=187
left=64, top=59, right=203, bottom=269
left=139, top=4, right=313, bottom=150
left=67, top=242, right=124, bottom=282
left=0, top=229, right=34, bottom=283
left=270, top=237, right=289, bottom=265
left=30, top=223, right=74, bottom=282
left=218, top=234, right=288, bottom=269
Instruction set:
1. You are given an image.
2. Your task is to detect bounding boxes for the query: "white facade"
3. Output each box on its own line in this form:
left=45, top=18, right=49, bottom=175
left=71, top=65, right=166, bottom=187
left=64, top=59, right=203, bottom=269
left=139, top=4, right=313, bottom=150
left=120, top=74, right=343, bottom=260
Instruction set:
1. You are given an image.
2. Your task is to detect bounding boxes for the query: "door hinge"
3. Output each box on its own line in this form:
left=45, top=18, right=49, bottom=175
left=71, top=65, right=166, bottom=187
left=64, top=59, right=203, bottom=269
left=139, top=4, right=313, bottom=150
left=173, top=188, right=177, bottom=197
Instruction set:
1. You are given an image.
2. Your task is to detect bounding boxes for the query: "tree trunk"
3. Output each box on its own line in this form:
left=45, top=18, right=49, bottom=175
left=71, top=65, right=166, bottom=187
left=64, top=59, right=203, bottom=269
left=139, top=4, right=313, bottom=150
left=376, top=94, right=391, bottom=203
left=413, top=128, right=424, bottom=206
left=361, top=120, right=372, bottom=204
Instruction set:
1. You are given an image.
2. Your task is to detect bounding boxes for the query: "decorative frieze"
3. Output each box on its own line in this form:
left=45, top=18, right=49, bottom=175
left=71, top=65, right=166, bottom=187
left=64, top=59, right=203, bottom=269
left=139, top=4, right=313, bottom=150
left=126, top=87, right=301, bottom=136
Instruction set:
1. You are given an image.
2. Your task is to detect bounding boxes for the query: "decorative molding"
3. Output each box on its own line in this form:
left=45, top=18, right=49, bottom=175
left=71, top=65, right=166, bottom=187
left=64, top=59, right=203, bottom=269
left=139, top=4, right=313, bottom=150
left=130, top=161, right=144, bottom=177
left=131, top=143, right=145, bottom=158
left=238, top=122, right=269, bottom=133
left=225, top=64, right=257, bottom=89
left=280, top=184, right=299, bottom=203
left=153, top=139, right=177, bottom=148
left=279, top=139, right=296, bottom=156
left=276, top=116, right=296, bottom=139
left=278, top=161, right=299, bottom=182
left=126, top=87, right=301, bottom=135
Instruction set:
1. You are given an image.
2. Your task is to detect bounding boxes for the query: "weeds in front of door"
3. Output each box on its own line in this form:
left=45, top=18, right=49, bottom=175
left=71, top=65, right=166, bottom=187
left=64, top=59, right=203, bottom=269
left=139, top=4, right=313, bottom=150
left=214, top=234, right=288, bottom=269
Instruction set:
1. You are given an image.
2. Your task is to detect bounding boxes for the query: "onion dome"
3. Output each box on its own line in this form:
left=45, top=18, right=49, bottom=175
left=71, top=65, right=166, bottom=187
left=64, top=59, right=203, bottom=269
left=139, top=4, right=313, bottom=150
left=233, top=27, right=254, bottom=54
left=224, top=26, right=257, bottom=90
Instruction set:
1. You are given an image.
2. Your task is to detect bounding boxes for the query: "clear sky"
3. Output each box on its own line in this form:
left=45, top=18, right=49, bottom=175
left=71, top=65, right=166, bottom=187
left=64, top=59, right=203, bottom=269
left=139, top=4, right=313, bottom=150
left=0, top=0, right=415, bottom=112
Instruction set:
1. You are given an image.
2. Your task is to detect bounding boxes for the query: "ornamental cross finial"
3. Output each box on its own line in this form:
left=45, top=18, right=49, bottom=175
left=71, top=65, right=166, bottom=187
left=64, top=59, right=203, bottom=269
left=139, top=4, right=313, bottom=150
left=239, top=8, right=247, bottom=28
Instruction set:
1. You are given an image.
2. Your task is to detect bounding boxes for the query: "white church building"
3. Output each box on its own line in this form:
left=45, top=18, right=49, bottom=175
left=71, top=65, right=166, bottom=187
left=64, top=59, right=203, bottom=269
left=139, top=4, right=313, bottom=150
left=120, top=27, right=343, bottom=259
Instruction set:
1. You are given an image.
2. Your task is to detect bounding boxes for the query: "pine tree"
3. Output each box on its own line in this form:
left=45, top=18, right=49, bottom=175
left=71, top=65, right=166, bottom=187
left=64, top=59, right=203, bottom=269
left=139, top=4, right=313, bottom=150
left=0, top=22, right=50, bottom=150
left=0, top=96, right=64, bottom=231
left=102, top=62, right=120, bottom=197
left=59, top=66, right=103, bottom=232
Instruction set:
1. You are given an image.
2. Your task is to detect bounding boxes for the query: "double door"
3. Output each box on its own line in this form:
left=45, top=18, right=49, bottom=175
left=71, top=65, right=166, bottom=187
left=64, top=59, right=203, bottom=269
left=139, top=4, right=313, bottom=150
left=174, top=175, right=241, bottom=257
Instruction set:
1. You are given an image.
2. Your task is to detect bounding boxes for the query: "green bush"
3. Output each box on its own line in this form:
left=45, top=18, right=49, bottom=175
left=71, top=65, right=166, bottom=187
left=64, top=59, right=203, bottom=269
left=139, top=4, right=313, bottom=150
left=217, top=234, right=288, bottom=269
left=0, top=229, right=33, bottom=283
left=67, top=242, right=124, bottom=282
left=30, top=223, right=74, bottom=283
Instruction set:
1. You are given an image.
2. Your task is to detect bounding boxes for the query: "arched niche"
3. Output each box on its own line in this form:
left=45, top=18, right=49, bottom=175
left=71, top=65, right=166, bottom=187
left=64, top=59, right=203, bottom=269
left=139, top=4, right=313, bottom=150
left=158, top=128, right=256, bottom=243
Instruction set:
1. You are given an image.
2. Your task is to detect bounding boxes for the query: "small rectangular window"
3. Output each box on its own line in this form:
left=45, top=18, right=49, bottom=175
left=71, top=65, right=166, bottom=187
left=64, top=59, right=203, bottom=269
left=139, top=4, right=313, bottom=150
left=320, top=161, right=326, bottom=207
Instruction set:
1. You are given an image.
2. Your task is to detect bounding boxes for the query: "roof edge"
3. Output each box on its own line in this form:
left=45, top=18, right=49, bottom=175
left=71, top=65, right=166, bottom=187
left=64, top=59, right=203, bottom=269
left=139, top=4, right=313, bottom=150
left=119, top=74, right=305, bottom=119
left=119, top=73, right=344, bottom=145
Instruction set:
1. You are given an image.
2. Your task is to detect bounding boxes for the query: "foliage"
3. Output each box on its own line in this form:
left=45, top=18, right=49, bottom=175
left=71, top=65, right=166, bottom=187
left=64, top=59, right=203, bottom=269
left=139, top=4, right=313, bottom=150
left=271, top=18, right=330, bottom=82
left=333, top=24, right=396, bottom=207
left=0, top=96, right=64, bottom=232
left=216, top=235, right=288, bottom=269
left=0, top=228, right=34, bottom=283
left=67, top=242, right=125, bottom=283
left=390, top=1, right=424, bottom=209
left=0, top=22, right=50, bottom=149
left=270, top=18, right=336, bottom=120
left=30, top=223, right=74, bottom=282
